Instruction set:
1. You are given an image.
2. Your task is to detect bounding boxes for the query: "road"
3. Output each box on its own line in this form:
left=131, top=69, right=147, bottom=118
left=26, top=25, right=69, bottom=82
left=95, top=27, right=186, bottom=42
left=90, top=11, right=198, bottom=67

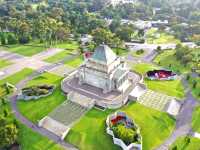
left=156, top=78, right=199, bottom=150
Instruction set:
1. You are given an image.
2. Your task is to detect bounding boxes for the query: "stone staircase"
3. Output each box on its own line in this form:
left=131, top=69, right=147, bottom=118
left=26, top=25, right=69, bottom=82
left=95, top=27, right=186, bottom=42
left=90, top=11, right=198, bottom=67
left=49, top=100, right=88, bottom=127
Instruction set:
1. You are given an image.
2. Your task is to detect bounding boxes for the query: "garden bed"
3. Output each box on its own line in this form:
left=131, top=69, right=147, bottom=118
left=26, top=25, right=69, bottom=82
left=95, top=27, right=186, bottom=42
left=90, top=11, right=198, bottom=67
left=106, top=112, right=142, bottom=150
left=18, top=84, right=55, bottom=101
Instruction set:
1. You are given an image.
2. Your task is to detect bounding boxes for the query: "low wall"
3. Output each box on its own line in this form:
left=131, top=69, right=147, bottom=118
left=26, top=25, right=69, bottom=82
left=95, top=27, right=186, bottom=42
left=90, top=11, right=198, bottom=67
left=18, top=87, right=55, bottom=101
left=106, top=112, right=142, bottom=150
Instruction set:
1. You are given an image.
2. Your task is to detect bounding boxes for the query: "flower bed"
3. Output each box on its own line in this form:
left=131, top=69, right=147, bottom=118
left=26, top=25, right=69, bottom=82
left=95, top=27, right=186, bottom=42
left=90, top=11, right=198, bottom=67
left=18, top=84, right=55, bottom=101
left=146, top=69, right=177, bottom=80
left=106, top=112, right=142, bottom=150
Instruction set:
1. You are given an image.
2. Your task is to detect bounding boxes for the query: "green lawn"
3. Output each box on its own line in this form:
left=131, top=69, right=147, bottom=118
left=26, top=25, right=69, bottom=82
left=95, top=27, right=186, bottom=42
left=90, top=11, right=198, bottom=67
left=66, top=102, right=175, bottom=150
left=113, top=48, right=129, bottom=56
left=146, top=28, right=180, bottom=44
left=18, top=123, right=64, bottom=150
left=44, top=50, right=72, bottom=63
left=1, top=44, right=46, bottom=56
left=17, top=72, right=66, bottom=123
left=0, top=59, right=12, bottom=69
left=132, top=63, right=185, bottom=99
left=170, top=136, right=200, bottom=150
left=154, top=50, right=190, bottom=74
left=0, top=70, right=64, bottom=150
left=131, top=50, right=146, bottom=58
left=0, top=68, right=33, bottom=85
left=192, top=106, right=200, bottom=133
left=64, top=56, right=84, bottom=68
left=54, top=41, right=80, bottom=50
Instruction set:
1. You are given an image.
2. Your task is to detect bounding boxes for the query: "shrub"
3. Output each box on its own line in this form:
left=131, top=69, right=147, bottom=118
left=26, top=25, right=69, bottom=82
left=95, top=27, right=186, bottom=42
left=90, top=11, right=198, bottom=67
left=136, top=49, right=144, bottom=55
left=19, top=35, right=30, bottom=44
left=1, top=35, right=6, bottom=45
left=7, top=34, right=18, bottom=45
left=112, top=124, right=139, bottom=145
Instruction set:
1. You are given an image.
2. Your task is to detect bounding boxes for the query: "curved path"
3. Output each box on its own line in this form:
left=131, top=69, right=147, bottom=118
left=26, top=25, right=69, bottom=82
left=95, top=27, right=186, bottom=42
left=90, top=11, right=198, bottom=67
left=156, top=78, right=199, bottom=150
left=10, top=70, right=78, bottom=150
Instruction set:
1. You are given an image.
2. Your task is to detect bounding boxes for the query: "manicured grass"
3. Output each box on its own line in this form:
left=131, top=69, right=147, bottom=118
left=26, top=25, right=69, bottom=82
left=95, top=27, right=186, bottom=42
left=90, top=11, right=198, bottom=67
left=18, top=123, right=64, bottom=150
left=192, top=106, right=200, bottom=132
left=170, top=136, right=200, bottom=150
left=17, top=72, right=66, bottom=123
left=132, top=63, right=160, bottom=75
left=145, top=79, right=185, bottom=99
left=0, top=103, right=64, bottom=150
left=0, top=59, right=12, bottom=69
left=44, top=50, right=72, bottom=63
left=66, top=102, right=175, bottom=150
left=154, top=50, right=190, bottom=74
left=146, top=28, right=180, bottom=44
left=2, top=44, right=45, bottom=56
left=0, top=72, right=64, bottom=150
left=113, top=48, right=129, bottom=56
left=0, top=68, right=33, bottom=85
left=131, top=50, right=146, bottom=58
left=66, top=108, right=120, bottom=150
left=132, top=63, right=185, bottom=99
left=64, top=56, right=84, bottom=68
left=54, top=41, right=80, bottom=50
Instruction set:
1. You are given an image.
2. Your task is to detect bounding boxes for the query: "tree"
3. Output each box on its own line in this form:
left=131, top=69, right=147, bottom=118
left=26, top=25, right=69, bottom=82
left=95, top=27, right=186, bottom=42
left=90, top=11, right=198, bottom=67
left=7, top=34, right=18, bottom=44
left=3, top=109, right=8, bottom=117
left=116, top=25, right=135, bottom=42
left=193, top=80, right=197, bottom=89
left=91, top=28, right=121, bottom=47
left=0, top=116, right=18, bottom=149
left=0, top=34, right=6, bottom=45
left=156, top=46, right=162, bottom=53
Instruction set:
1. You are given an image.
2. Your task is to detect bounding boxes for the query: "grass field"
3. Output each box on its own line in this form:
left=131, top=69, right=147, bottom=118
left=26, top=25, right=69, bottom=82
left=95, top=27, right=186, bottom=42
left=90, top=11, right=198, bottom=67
left=66, top=102, right=175, bottom=150
left=0, top=103, right=64, bottom=150
left=44, top=50, right=72, bottom=63
left=146, top=28, right=180, bottom=44
left=2, top=44, right=45, bottom=56
left=0, top=68, right=33, bottom=85
left=0, top=59, right=12, bottom=69
left=192, top=106, right=200, bottom=133
left=0, top=70, right=64, bottom=150
left=64, top=56, right=84, bottom=68
left=113, top=48, right=129, bottom=56
left=154, top=50, right=190, bottom=74
left=18, top=123, right=64, bottom=150
left=17, top=72, right=66, bottom=123
left=132, top=63, right=185, bottom=99
left=54, top=41, right=80, bottom=50
left=170, top=136, right=200, bottom=150
left=131, top=50, right=146, bottom=58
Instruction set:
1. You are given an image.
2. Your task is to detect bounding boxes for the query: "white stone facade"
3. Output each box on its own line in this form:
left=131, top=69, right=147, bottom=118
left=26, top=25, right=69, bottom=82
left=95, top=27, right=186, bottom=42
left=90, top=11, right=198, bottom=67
left=77, top=45, right=130, bottom=93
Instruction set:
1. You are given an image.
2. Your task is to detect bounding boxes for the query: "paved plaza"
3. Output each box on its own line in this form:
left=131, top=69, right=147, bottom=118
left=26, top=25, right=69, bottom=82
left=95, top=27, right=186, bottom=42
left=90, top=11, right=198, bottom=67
left=137, top=90, right=181, bottom=116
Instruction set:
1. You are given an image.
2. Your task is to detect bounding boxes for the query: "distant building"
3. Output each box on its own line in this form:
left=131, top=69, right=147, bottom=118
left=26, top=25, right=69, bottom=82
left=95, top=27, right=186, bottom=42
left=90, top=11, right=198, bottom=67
left=110, top=0, right=136, bottom=6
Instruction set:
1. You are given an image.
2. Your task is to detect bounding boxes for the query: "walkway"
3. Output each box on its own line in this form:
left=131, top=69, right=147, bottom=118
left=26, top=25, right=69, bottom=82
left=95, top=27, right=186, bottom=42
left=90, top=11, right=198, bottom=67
left=10, top=70, right=78, bottom=150
left=156, top=79, right=198, bottom=150
left=0, top=48, right=73, bottom=79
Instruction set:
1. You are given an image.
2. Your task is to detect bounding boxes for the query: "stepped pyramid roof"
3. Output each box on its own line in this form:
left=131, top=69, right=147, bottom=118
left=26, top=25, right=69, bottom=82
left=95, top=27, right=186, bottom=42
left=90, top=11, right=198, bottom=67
left=91, top=44, right=117, bottom=64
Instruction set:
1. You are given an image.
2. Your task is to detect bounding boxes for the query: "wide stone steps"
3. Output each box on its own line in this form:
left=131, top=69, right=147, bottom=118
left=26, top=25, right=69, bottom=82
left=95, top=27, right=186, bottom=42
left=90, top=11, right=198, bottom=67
left=49, top=100, right=88, bottom=127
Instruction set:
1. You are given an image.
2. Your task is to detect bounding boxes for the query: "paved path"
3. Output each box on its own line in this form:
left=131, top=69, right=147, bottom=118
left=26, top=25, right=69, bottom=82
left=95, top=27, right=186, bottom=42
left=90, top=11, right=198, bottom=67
left=156, top=78, right=198, bottom=150
left=10, top=70, right=78, bottom=150
left=0, top=48, right=69, bottom=79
